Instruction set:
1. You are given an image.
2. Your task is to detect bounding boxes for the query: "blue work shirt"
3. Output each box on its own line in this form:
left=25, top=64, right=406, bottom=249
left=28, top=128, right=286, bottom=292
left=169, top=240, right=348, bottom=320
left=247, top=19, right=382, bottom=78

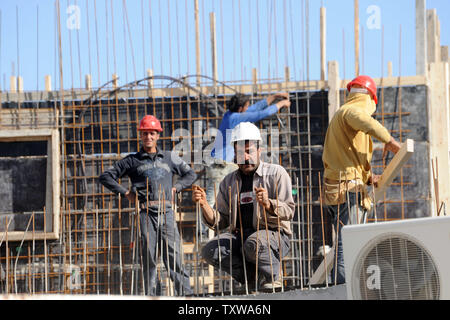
left=211, top=99, right=278, bottom=162
left=99, top=147, right=197, bottom=210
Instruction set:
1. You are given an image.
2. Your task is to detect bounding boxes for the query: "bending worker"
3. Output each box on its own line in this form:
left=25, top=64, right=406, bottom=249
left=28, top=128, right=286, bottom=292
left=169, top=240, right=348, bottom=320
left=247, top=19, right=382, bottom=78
left=99, top=115, right=196, bottom=296
left=205, top=92, right=291, bottom=210
left=193, top=122, right=295, bottom=291
left=322, top=75, right=401, bottom=285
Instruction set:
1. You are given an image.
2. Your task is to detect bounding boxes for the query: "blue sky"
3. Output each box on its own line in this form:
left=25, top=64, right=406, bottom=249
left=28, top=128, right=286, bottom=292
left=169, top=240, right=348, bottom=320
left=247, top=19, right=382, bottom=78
left=0, top=0, right=449, bottom=92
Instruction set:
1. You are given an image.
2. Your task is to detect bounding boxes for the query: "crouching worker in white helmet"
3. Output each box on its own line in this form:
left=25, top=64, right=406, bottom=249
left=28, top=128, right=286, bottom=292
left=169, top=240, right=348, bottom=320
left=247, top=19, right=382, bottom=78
left=192, top=122, right=295, bottom=292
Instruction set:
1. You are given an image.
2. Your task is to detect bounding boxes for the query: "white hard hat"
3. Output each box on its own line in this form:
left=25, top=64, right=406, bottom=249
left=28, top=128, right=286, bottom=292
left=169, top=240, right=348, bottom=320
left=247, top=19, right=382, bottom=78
left=230, top=122, right=263, bottom=145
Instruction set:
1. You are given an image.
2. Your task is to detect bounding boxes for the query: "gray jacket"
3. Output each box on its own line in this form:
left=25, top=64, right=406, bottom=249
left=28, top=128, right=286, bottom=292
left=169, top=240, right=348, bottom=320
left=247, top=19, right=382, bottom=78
left=204, top=161, right=295, bottom=235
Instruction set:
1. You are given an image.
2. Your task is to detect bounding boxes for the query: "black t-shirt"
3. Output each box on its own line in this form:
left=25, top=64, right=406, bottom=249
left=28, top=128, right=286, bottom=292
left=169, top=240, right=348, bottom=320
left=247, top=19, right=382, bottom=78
left=239, top=171, right=255, bottom=231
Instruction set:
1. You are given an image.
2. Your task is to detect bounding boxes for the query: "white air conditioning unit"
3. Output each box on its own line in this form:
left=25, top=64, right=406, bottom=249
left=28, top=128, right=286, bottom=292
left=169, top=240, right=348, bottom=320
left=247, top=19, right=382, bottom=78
left=342, top=216, right=450, bottom=300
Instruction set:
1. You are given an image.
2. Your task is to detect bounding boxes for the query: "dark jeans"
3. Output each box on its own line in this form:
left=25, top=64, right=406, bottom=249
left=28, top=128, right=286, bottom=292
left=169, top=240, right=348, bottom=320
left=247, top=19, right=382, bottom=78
left=139, top=209, right=192, bottom=296
left=201, top=228, right=290, bottom=285
left=326, top=192, right=367, bottom=285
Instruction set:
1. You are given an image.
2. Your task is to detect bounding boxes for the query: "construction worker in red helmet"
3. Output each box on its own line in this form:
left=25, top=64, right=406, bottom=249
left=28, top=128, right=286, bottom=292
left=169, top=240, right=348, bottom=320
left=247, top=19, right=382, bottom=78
left=322, top=75, right=401, bottom=285
left=99, top=115, right=196, bottom=296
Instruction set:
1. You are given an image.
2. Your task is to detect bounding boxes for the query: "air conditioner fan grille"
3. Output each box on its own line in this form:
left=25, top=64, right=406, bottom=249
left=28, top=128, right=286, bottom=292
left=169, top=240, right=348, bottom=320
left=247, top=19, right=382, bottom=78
left=357, top=236, right=440, bottom=300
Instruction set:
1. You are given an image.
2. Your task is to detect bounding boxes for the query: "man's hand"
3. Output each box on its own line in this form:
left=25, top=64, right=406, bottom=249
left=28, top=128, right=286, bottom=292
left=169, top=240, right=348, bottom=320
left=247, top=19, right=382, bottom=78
left=276, top=99, right=291, bottom=111
left=267, top=92, right=289, bottom=105
left=125, top=190, right=136, bottom=203
left=192, top=185, right=207, bottom=206
left=382, top=137, right=402, bottom=161
left=254, top=187, right=271, bottom=211
left=368, top=174, right=382, bottom=187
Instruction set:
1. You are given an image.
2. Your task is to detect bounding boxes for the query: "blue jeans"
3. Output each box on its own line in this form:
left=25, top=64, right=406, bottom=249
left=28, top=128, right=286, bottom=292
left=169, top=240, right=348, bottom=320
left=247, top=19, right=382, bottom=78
left=139, top=208, right=193, bottom=296
left=326, top=192, right=367, bottom=285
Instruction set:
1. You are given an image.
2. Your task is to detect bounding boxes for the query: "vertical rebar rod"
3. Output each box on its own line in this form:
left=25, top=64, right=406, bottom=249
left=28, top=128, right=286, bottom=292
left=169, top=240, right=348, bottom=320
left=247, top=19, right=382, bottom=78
left=118, top=194, right=123, bottom=295
left=255, top=200, right=261, bottom=294
left=318, top=172, right=328, bottom=287
left=214, top=183, right=224, bottom=296
left=5, top=217, right=9, bottom=294
left=235, top=182, right=249, bottom=295
left=137, top=200, right=146, bottom=295
left=95, top=206, right=99, bottom=294
left=228, top=186, right=233, bottom=295
left=194, top=201, right=200, bottom=295
left=334, top=172, right=342, bottom=285
left=146, top=178, right=151, bottom=295
left=107, top=202, right=111, bottom=294
left=262, top=199, right=275, bottom=293
left=275, top=183, right=284, bottom=292
left=83, top=207, right=87, bottom=294
left=177, top=192, right=186, bottom=296
left=306, top=175, right=311, bottom=289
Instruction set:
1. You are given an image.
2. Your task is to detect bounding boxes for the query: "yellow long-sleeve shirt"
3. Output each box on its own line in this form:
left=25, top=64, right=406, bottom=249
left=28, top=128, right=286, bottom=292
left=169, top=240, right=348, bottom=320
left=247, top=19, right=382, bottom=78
left=323, top=92, right=391, bottom=186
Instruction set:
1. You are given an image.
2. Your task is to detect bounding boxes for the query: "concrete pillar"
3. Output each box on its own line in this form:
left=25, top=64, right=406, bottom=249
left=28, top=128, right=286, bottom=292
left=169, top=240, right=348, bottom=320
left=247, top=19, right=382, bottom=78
left=428, top=61, right=450, bottom=216
left=284, top=66, right=290, bottom=83
left=427, top=9, right=439, bottom=64
left=388, top=61, right=393, bottom=78
left=416, top=0, right=427, bottom=75
left=85, top=74, right=92, bottom=90
left=17, top=77, right=23, bottom=92
left=146, top=69, right=154, bottom=88
left=10, top=76, right=17, bottom=93
left=327, top=61, right=340, bottom=122
left=112, top=74, right=118, bottom=88
left=252, top=68, right=258, bottom=94
left=45, top=75, right=52, bottom=92
left=441, top=46, right=449, bottom=63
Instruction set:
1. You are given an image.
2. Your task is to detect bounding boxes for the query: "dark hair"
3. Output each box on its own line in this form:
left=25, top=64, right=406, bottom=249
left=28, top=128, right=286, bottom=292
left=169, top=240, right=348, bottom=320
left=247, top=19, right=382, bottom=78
left=228, top=93, right=250, bottom=112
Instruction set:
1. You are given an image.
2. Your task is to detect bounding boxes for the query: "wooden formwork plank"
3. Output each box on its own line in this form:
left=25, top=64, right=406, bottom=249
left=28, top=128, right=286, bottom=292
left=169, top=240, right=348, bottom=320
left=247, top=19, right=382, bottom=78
left=374, top=139, right=414, bottom=201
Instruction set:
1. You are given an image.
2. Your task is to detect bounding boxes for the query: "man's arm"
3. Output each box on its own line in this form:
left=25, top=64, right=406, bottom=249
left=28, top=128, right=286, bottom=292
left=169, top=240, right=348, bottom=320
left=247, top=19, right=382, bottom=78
left=345, top=109, right=401, bottom=159
left=192, top=185, right=216, bottom=226
left=245, top=99, right=269, bottom=112
left=344, top=108, right=392, bottom=144
left=231, top=99, right=291, bottom=125
left=99, top=156, right=132, bottom=196
left=254, top=168, right=295, bottom=221
left=192, top=183, right=230, bottom=230
left=171, top=152, right=197, bottom=192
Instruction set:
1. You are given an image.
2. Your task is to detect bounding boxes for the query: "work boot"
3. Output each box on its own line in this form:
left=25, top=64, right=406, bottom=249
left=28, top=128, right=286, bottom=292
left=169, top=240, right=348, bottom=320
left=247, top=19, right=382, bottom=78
left=261, top=280, right=282, bottom=291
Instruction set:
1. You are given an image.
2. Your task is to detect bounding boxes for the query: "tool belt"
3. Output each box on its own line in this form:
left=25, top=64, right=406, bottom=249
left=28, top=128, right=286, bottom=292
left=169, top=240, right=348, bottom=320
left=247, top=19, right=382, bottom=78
left=323, top=178, right=372, bottom=211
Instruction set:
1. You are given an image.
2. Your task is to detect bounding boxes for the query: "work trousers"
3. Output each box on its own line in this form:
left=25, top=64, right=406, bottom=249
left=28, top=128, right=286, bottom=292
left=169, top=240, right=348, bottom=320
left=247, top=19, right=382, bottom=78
left=139, top=208, right=193, bottom=296
left=201, top=228, right=290, bottom=285
left=326, top=192, right=368, bottom=285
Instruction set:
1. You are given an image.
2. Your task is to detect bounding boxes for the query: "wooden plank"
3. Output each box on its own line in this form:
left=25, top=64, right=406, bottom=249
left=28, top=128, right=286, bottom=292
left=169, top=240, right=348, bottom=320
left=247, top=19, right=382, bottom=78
left=1, top=75, right=428, bottom=103
left=309, top=246, right=335, bottom=285
left=327, top=61, right=340, bottom=122
left=209, top=12, right=218, bottom=84
left=320, top=7, right=326, bottom=81
left=0, top=128, right=53, bottom=140
left=354, top=0, right=360, bottom=76
left=374, top=139, right=414, bottom=201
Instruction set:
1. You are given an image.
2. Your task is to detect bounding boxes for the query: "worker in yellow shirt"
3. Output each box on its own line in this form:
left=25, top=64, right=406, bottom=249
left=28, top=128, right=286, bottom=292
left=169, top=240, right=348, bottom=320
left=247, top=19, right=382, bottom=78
left=322, top=75, right=401, bottom=285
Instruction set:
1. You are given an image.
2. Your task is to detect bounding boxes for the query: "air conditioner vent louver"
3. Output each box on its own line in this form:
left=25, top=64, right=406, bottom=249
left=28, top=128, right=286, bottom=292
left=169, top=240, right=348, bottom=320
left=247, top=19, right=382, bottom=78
left=356, top=235, right=440, bottom=300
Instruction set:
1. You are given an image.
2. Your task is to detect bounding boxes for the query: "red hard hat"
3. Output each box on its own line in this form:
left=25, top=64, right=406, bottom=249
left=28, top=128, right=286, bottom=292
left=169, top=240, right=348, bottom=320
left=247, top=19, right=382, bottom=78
left=138, top=115, right=163, bottom=132
left=347, top=75, right=378, bottom=104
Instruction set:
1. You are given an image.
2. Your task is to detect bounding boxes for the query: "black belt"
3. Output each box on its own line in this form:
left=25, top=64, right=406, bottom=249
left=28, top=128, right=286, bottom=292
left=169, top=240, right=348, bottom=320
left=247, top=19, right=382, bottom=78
left=139, top=200, right=172, bottom=209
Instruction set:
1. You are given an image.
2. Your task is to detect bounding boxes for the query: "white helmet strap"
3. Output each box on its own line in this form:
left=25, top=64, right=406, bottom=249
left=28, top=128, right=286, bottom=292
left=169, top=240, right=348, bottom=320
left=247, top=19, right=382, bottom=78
left=350, top=87, right=370, bottom=95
